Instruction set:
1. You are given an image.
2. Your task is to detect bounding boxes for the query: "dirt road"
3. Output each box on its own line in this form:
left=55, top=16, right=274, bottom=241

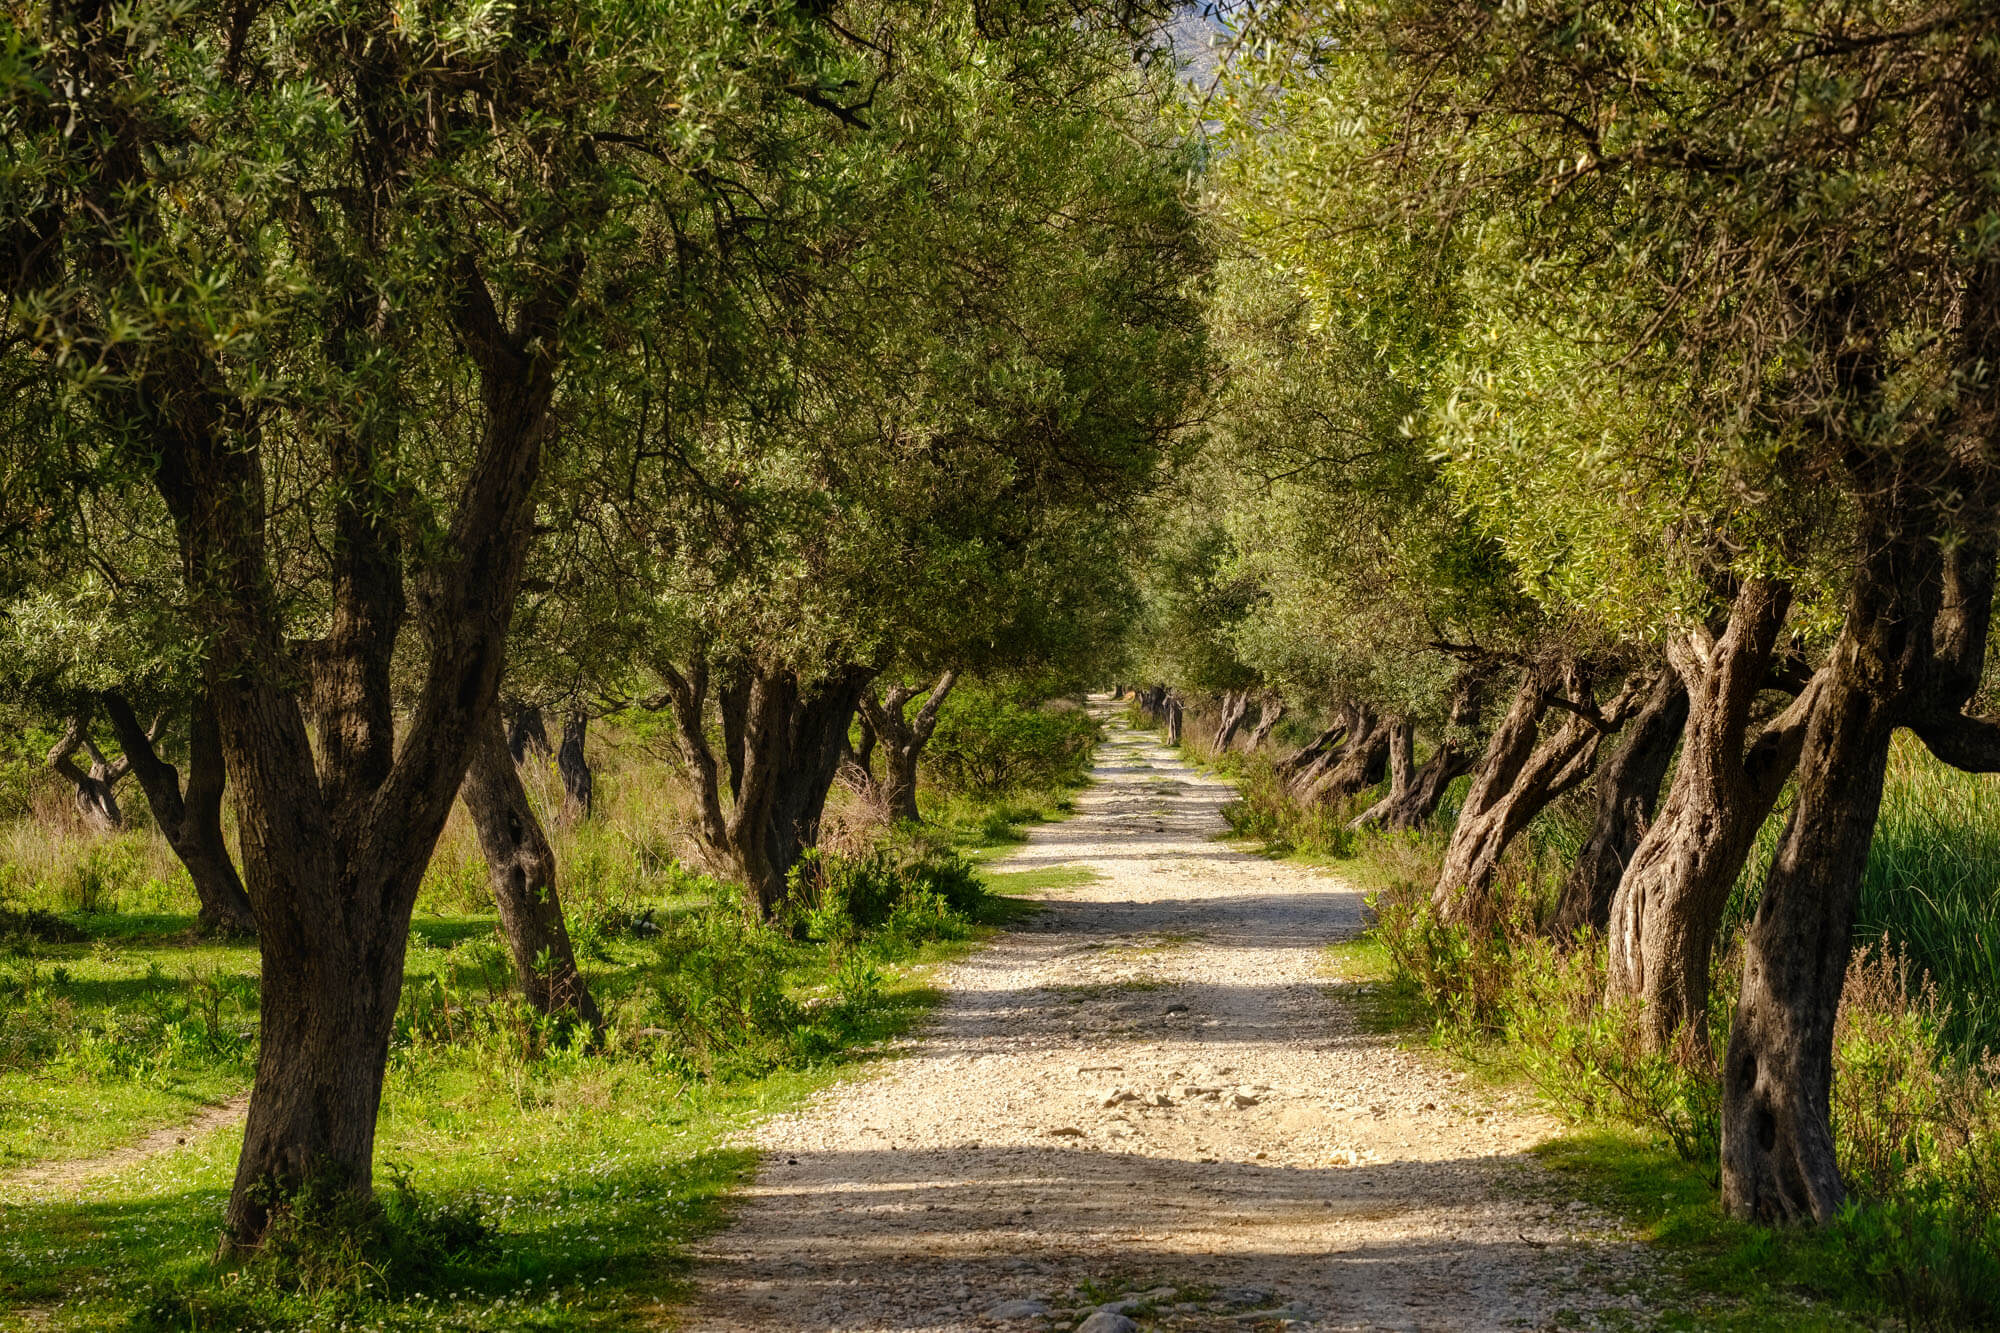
left=680, top=708, right=1649, bottom=1331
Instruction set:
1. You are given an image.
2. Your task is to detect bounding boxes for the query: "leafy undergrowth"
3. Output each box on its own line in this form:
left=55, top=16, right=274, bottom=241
left=0, top=773, right=1086, bottom=1331
left=1329, top=874, right=2000, bottom=1332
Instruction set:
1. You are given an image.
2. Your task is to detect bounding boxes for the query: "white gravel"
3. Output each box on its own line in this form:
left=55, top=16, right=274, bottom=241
left=676, top=706, right=1653, bottom=1331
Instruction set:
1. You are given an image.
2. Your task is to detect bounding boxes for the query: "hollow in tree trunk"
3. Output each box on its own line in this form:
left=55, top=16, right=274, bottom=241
left=556, top=713, right=591, bottom=822
left=1602, top=582, right=1816, bottom=1051
left=101, top=692, right=257, bottom=936
left=857, top=670, right=957, bottom=825
left=1552, top=666, right=1689, bottom=940
left=461, top=712, right=601, bottom=1032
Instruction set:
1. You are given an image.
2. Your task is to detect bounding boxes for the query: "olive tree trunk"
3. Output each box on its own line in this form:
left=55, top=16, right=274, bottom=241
left=1212, top=690, right=1253, bottom=751
left=101, top=693, right=258, bottom=936
left=506, top=704, right=551, bottom=762
left=461, top=712, right=601, bottom=1033
left=1551, top=667, right=1689, bottom=939
left=1244, top=698, right=1286, bottom=751
left=1721, top=521, right=1996, bottom=1223
left=1602, top=583, right=1815, bottom=1050
left=1302, top=708, right=1390, bottom=804
left=1432, top=662, right=1643, bottom=923
left=46, top=711, right=129, bottom=832
left=556, top=712, right=592, bottom=822
left=1352, top=727, right=1472, bottom=833
left=658, top=656, right=874, bottom=919
left=856, top=670, right=957, bottom=825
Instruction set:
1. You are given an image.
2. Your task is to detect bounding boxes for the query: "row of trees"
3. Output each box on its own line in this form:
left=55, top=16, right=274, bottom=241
left=1139, top=0, right=2000, bottom=1226
left=0, top=0, right=1205, bottom=1247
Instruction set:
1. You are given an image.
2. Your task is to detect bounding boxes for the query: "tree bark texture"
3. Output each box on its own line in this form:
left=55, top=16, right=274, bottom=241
left=1276, top=715, right=1350, bottom=786
left=1552, top=667, right=1689, bottom=940
left=506, top=705, right=551, bottom=763
left=856, top=671, right=957, bottom=825
left=1302, top=708, right=1390, bottom=805
left=1431, top=662, right=1642, bottom=923
left=1602, top=585, right=1814, bottom=1051
left=557, top=713, right=592, bottom=822
left=461, top=713, right=601, bottom=1032
left=1722, top=512, right=1998, bottom=1223
left=1163, top=696, right=1184, bottom=745
left=101, top=693, right=257, bottom=935
left=658, top=657, right=875, bottom=919
left=1244, top=698, right=1286, bottom=751
left=1351, top=728, right=1472, bottom=833
left=1211, top=690, right=1253, bottom=752
left=46, top=711, right=129, bottom=832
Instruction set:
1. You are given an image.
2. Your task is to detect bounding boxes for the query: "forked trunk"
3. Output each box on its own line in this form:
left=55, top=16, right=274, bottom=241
left=1603, top=584, right=1812, bottom=1050
left=1553, top=667, right=1689, bottom=939
left=858, top=671, right=956, bottom=825
left=1212, top=690, right=1253, bottom=751
left=557, top=713, right=592, bottom=822
left=47, top=713, right=128, bottom=833
left=102, top=693, right=257, bottom=935
left=461, top=713, right=601, bottom=1032
left=1303, top=709, right=1389, bottom=804
left=1244, top=698, right=1286, bottom=751
left=1433, top=662, right=1639, bottom=923
left=659, top=658, right=874, bottom=920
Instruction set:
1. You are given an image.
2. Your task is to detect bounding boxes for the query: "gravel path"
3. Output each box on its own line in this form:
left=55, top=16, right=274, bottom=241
left=679, top=707, right=1651, bottom=1332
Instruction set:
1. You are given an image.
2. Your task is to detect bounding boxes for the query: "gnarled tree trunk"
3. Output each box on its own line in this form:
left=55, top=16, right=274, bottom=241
left=1277, top=714, right=1350, bottom=786
left=658, top=657, right=875, bottom=919
left=1602, top=584, right=1815, bottom=1051
left=556, top=712, right=592, bottom=822
left=1352, top=729, right=1472, bottom=833
left=462, top=712, right=601, bottom=1033
left=1552, top=666, right=1689, bottom=940
left=1722, top=521, right=1996, bottom=1223
left=1163, top=695, right=1184, bottom=745
left=46, top=711, right=130, bottom=832
left=1212, top=690, right=1253, bottom=751
left=1305, top=708, right=1391, bottom=805
left=857, top=670, right=957, bottom=825
left=102, top=692, right=257, bottom=936
left=1432, top=662, right=1642, bottom=923
left=1243, top=697, right=1286, bottom=751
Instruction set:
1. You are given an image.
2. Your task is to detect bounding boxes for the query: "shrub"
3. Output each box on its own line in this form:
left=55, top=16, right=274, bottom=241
left=927, top=690, right=1097, bottom=795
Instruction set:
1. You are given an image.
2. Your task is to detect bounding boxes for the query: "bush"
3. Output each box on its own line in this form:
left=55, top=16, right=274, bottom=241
left=926, top=690, right=1097, bottom=795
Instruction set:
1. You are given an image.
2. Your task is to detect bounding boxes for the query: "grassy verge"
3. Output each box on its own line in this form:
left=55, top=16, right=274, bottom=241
left=0, top=766, right=1091, bottom=1332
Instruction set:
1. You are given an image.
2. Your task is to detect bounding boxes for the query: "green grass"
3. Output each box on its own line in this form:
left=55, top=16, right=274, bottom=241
left=1533, top=1133, right=1870, bottom=1331
left=0, top=738, right=1098, bottom=1332
left=1856, top=737, right=2000, bottom=1061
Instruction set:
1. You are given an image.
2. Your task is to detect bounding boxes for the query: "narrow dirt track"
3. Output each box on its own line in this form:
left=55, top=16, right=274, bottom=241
left=679, top=706, right=1651, bottom=1332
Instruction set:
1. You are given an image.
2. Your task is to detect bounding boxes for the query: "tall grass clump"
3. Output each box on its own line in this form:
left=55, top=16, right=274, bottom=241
left=1857, top=737, right=2000, bottom=1062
